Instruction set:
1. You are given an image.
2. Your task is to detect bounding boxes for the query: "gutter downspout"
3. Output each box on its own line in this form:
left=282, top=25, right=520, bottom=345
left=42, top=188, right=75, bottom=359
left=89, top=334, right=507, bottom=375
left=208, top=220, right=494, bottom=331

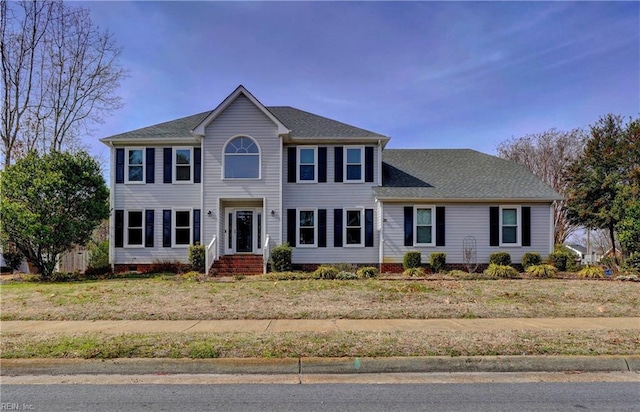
left=108, top=142, right=115, bottom=273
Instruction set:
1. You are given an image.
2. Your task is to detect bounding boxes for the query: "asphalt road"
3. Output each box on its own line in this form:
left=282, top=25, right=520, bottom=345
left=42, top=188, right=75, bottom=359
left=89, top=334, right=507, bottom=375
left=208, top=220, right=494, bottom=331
left=2, top=382, right=639, bottom=412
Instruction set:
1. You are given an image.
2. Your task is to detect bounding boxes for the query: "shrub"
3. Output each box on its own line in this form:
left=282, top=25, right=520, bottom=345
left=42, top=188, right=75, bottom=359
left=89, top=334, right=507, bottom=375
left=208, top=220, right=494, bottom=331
left=623, top=252, right=640, bottom=271
left=356, top=266, right=379, bottom=279
left=448, top=269, right=471, bottom=279
left=333, top=262, right=357, bottom=273
left=578, top=266, right=605, bottom=278
left=336, top=271, right=358, bottom=280
left=84, top=265, right=111, bottom=279
left=188, top=243, right=206, bottom=273
left=489, top=252, right=511, bottom=266
left=484, top=263, right=519, bottom=278
left=521, top=252, right=541, bottom=269
left=49, top=271, right=82, bottom=282
left=313, top=265, right=339, bottom=279
left=2, top=250, right=24, bottom=272
left=403, top=251, right=422, bottom=269
left=88, top=240, right=109, bottom=270
left=430, top=252, right=447, bottom=273
left=525, top=264, right=558, bottom=278
left=616, top=274, right=639, bottom=282
left=270, top=243, right=292, bottom=272
left=547, top=252, right=570, bottom=271
left=403, top=267, right=425, bottom=277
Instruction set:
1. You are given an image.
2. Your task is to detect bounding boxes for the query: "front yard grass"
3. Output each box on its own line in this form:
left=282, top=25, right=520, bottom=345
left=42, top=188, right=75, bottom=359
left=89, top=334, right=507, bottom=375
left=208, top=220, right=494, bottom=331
left=2, top=330, right=639, bottom=359
left=1, top=276, right=638, bottom=321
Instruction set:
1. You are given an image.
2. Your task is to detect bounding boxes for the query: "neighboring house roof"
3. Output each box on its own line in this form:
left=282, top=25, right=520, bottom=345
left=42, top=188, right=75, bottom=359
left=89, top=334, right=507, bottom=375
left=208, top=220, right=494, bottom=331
left=566, top=244, right=587, bottom=255
left=375, top=149, right=562, bottom=202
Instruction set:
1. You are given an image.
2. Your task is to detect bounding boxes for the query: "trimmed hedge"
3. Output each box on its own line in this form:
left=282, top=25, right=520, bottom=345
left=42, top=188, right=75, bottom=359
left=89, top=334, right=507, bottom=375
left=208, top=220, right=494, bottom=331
left=489, top=252, right=511, bottom=266
left=403, top=251, right=422, bottom=269
left=270, top=243, right=292, bottom=272
left=430, top=252, right=447, bottom=273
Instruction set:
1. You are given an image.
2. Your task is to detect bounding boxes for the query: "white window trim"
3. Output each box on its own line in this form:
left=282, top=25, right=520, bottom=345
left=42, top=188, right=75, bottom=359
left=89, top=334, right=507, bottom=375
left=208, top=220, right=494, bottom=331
left=125, top=210, right=144, bottom=248
left=344, top=146, right=364, bottom=183
left=172, top=208, right=192, bottom=248
left=414, top=205, right=435, bottom=247
left=125, top=147, right=145, bottom=184
left=343, top=208, right=364, bottom=247
left=296, top=208, right=317, bottom=248
left=222, top=135, right=262, bottom=180
left=173, top=147, right=193, bottom=184
left=499, top=205, right=521, bottom=247
left=297, top=146, right=317, bottom=183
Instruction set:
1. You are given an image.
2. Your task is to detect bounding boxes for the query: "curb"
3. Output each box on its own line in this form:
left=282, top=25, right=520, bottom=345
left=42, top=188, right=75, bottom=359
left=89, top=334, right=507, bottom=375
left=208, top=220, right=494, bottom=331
left=2, top=356, right=638, bottom=376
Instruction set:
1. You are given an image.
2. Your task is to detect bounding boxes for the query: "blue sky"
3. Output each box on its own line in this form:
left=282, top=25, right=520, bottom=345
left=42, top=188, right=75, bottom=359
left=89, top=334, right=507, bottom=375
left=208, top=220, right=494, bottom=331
left=82, top=1, right=639, bottom=161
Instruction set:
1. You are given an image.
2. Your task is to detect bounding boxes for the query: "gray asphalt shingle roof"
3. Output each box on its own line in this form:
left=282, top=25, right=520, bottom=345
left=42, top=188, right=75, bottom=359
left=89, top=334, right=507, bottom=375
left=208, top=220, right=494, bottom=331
left=101, top=106, right=387, bottom=141
left=376, top=149, right=561, bottom=201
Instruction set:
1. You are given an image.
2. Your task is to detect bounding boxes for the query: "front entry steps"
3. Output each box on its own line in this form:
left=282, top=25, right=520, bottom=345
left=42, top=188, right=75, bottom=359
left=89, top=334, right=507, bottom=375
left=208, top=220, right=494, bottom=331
left=210, top=255, right=264, bottom=276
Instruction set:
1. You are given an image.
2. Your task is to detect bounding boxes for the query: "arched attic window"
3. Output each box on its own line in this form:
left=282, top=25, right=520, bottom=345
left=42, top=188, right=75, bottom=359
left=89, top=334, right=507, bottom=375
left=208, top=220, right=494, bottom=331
left=224, top=136, right=260, bottom=179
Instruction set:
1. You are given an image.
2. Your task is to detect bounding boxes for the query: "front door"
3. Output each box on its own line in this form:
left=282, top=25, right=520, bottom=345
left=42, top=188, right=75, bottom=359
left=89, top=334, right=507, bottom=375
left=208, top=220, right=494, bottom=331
left=235, top=211, right=253, bottom=253
left=225, top=208, right=262, bottom=255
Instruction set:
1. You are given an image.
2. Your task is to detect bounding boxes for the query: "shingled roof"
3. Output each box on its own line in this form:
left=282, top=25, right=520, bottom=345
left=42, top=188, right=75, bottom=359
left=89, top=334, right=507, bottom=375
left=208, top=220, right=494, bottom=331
left=376, top=149, right=562, bottom=201
left=101, top=106, right=387, bottom=142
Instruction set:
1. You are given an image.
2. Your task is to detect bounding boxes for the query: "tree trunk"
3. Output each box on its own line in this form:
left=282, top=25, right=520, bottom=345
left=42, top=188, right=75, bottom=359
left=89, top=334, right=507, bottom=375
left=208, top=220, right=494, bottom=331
left=609, top=221, right=618, bottom=266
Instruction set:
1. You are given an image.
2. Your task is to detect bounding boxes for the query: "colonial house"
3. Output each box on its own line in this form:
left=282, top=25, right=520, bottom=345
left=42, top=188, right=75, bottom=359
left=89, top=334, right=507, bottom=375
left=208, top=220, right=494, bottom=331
left=101, top=86, right=561, bottom=275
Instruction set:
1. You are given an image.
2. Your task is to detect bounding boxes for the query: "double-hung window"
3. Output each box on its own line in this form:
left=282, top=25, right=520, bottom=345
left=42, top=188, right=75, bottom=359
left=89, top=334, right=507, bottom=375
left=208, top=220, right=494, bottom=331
left=174, top=210, right=191, bottom=246
left=126, top=211, right=143, bottom=246
left=345, top=209, right=363, bottom=246
left=414, top=206, right=434, bottom=246
left=126, top=148, right=144, bottom=183
left=297, top=147, right=317, bottom=182
left=297, top=209, right=317, bottom=247
left=345, top=147, right=363, bottom=182
left=500, top=206, right=520, bottom=246
left=174, top=148, right=192, bottom=182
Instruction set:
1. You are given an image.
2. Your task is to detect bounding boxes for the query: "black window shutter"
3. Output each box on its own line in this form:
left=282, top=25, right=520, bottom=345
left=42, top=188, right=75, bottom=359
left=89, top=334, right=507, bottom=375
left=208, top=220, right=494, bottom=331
left=490, top=207, right=500, bottom=247
left=436, top=206, right=446, bottom=247
left=287, top=209, right=296, bottom=246
left=163, top=148, right=172, bottom=183
left=522, top=207, right=531, bottom=247
left=334, top=147, right=343, bottom=182
left=145, top=210, right=154, bottom=247
left=404, top=206, right=413, bottom=246
left=287, top=147, right=296, bottom=183
left=193, top=209, right=201, bottom=244
left=163, top=210, right=171, bottom=247
left=318, top=209, right=327, bottom=247
left=145, top=148, right=155, bottom=183
left=365, top=147, right=374, bottom=183
left=115, top=148, right=124, bottom=184
left=334, top=209, right=343, bottom=247
left=318, top=147, right=327, bottom=183
left=115, top=210, right=124, bottom=247
left=194, top=148, right=201, bottom=183
left=365, top=208, right=374, bottom=247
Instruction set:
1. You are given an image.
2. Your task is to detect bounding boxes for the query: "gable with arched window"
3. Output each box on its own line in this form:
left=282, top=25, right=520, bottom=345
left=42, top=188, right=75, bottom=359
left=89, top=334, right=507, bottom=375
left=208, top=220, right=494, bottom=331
left=223, top=136, right=260, bottom=179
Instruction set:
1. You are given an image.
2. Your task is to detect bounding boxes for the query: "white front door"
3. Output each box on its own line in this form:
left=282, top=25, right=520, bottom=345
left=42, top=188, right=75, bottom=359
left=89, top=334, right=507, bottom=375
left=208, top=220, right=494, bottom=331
left=224, top=208, right=262, bottom=255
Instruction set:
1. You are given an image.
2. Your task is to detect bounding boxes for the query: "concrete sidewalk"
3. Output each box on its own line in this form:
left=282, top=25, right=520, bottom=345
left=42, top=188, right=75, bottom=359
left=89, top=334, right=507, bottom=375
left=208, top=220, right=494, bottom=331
left=2, top=317, right=639, bottom=334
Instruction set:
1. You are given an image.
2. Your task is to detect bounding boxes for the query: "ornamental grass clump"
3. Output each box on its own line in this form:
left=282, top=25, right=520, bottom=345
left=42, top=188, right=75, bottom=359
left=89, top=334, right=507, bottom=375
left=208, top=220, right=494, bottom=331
left=356, top=266, right=379, bottom=279
left=313, top=265, right=339, bottom=280
left=403, top=267, right=425, bottom=277
left=578, top=266, right=606, bottom=279
left=484, top=263, right=519, bottom=279
left=525, top=264, right=558, bottom=278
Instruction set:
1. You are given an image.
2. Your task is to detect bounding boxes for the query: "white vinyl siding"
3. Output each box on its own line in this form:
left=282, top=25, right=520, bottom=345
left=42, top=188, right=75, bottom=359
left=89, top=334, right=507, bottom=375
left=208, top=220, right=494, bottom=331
left=113, top=147, right=201, bottom=264
left=381, top=203, right=553, bottom=265
left=201, top=95, right=282, bottom=258
left=283, top=143, right=380, bottom=264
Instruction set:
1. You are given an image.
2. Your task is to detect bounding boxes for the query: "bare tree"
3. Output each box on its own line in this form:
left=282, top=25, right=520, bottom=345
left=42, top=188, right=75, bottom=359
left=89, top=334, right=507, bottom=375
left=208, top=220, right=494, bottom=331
left=1, top=0, right=125, bottom=168
left=496, top=128, right=587, bottom=245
